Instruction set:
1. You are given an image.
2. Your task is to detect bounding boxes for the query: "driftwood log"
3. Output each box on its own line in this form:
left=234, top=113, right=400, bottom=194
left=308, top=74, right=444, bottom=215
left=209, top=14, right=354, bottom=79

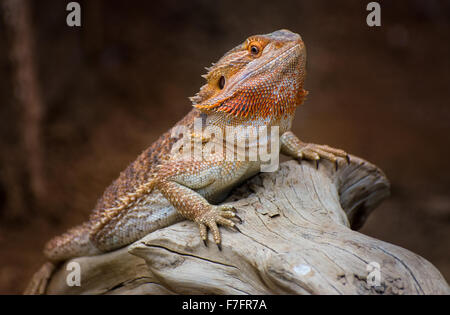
left=37, top=156, right=450, bottom=294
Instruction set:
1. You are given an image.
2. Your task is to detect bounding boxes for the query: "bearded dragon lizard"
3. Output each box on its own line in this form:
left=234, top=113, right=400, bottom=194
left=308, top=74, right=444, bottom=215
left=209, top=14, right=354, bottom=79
left=26, top=29, right=348, bottom=293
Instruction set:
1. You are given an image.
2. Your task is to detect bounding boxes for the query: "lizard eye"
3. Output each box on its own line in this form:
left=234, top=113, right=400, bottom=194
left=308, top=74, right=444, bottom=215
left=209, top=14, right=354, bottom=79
left=248, top=42, right=262, bottom=57
left=218, top=76, right=225, bottom=89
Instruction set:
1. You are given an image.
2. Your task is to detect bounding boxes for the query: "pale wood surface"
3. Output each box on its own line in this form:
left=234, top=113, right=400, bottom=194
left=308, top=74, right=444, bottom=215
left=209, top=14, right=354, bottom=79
left=39, top=156, right=450, bottom=294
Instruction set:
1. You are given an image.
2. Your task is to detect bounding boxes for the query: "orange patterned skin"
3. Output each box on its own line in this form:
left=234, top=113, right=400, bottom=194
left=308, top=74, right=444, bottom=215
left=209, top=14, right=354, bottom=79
left=44, top=30, right=348, bottom=262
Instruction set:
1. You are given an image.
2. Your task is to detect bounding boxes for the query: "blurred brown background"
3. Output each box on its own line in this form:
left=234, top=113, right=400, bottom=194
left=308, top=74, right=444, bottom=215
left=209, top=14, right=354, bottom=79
left=0, top=0, right=449, bottom=294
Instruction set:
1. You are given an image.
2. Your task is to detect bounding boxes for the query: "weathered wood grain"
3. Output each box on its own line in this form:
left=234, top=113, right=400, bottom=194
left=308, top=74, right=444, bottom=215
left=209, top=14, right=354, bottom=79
left=37, top=156, right=450, bottom=294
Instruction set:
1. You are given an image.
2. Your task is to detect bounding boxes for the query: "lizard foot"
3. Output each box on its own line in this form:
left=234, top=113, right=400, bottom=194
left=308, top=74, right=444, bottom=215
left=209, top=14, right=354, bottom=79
left=297, top=143, right=349, bottom=170
left=195, top=204, right=241, bottom=250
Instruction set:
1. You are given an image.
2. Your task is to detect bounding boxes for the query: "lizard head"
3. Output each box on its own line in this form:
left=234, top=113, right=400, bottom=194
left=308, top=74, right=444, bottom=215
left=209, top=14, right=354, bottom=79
left=191, top=29, right=308, bottom=121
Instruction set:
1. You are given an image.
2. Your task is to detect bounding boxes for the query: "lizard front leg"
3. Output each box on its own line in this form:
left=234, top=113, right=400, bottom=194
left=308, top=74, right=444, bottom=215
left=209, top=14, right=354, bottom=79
left=155, top=160, right=241, bottom=249
left=280, top=131, right=349, bottom=169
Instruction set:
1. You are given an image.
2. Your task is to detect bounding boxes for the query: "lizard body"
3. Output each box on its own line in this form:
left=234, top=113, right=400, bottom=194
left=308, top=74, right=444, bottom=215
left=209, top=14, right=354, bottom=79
left=43, top=29, right=348, bottom=263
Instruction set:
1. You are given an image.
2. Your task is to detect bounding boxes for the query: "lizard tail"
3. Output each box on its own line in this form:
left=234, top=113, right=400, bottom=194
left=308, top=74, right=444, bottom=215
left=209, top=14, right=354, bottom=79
left=23, top=262, right=55, bottom=294
left=43, top=222, right=101, bottom=262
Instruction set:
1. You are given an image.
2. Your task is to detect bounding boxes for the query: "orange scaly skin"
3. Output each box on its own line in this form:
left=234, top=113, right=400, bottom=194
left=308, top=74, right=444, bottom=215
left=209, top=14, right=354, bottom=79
left=43, top=29, right=348, bottom=263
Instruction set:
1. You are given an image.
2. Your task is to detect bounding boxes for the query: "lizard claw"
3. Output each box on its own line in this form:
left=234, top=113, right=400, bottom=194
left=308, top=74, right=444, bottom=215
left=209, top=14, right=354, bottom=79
left=297, top=143, right=348, bottom=170
left=234, top=214, right=243, bottom=223
left=195, top=204, right=241, bottom=248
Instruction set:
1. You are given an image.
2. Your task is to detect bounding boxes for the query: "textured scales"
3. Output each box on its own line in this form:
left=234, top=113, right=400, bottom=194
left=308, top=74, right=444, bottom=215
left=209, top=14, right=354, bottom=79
left=44, top=29, right=348, bottom=262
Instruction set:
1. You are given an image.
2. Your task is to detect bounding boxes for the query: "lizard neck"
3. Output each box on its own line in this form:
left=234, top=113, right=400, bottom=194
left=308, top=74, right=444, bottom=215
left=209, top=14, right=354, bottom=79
left=205, top=110, right=295, bottom=135
left=199, top=110, right=295, bottom=161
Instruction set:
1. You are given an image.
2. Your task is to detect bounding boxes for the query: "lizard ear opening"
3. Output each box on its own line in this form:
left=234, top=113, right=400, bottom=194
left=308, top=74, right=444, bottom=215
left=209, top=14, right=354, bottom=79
left=218, top=76, right=225, bottom=89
